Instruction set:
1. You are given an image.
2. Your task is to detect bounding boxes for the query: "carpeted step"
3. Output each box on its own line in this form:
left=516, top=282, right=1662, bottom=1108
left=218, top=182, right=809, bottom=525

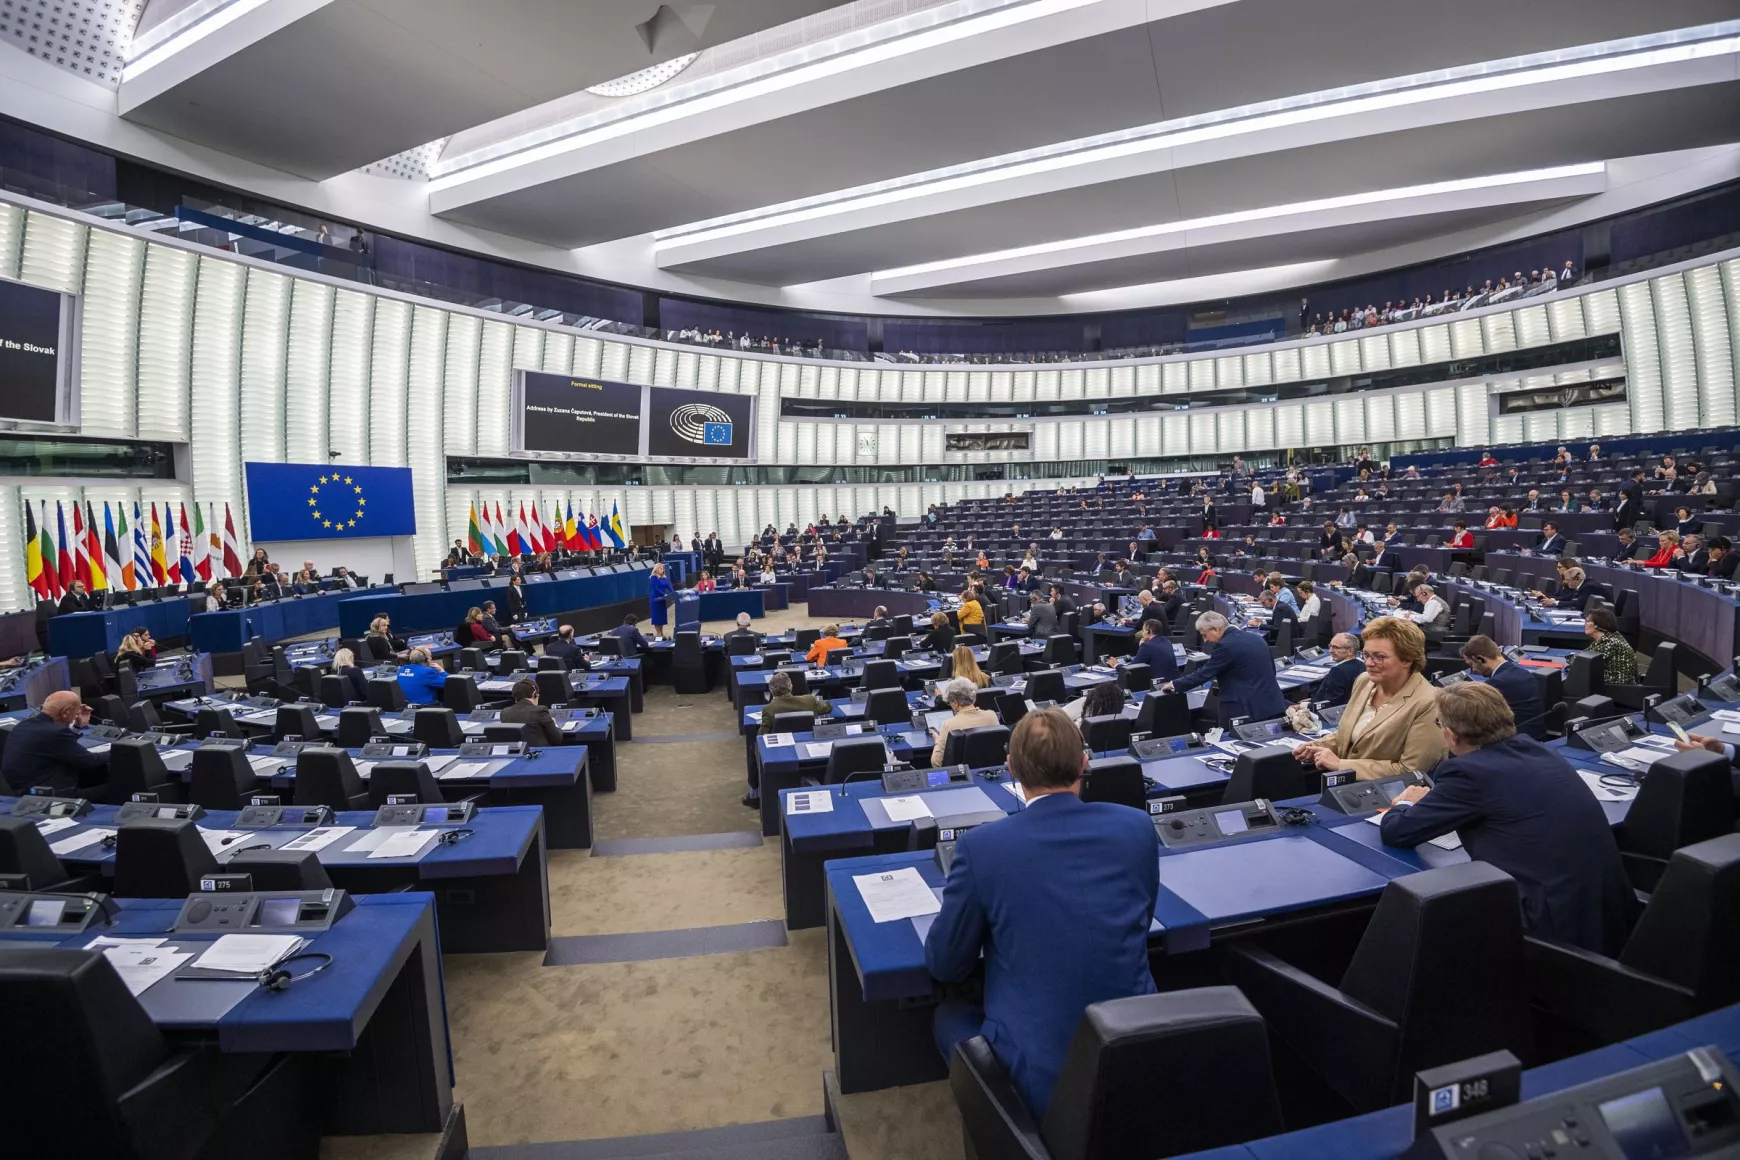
left=469, top=1115, right=848, bottom=1160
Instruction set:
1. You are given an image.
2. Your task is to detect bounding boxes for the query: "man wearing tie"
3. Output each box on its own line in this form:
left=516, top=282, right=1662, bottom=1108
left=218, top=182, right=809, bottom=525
left=1535, top=522, right=1567, bottom=555
left=1162, top=611, right=1287, bottom=726
left=57, top=580, right=95, bottom=616
left=332, top=566, right=361, bottom=589
left=1459, top=636, right=1544, bottom=733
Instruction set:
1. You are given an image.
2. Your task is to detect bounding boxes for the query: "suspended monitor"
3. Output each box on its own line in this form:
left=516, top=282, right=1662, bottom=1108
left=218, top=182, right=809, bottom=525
left=0, top=277, right=74, bottom=425
left=516, top=372, right=644, bottom=455
left=645, top=386, right=756, bottom=460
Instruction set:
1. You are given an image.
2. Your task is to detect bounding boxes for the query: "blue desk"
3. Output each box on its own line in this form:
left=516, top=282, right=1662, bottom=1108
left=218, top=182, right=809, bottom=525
left=189, top=587, right=393, bottom=652
left=675, top=589, right=766, bottom=629
left=49, top=598, right=194, bottom=656
left=0, top=656, right=69, bottom=710
left=0, top=892, right=453, bottom=1134
left=336, top=567, right=651, bottom=636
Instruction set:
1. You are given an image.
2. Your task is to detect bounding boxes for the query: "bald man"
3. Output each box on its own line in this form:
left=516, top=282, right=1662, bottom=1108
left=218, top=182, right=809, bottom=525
left=2, top=691, right=107, bottom=797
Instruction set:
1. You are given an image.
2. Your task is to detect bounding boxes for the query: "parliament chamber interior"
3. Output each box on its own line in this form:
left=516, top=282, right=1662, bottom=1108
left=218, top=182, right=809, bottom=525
left=4, top=2, right=1740, bottom=1158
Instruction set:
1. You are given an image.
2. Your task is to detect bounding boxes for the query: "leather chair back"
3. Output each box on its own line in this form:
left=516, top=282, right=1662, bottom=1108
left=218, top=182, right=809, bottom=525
left=1622, top=749, right=1738, bottom=882
left=194, top=706, right=241, bottom=739
left=865, top=687, right=910, bottom=725
left=1024, top=669, right=1066, bottom=704
left=1043, top=634, right=1076, bottom=665
left=368, top=760, right=444, bottom=805
left=364, top=634, right=394, bottom=661
left=187, top=746, right=258, bottom=810
left=272, top=703, right=321, bottom=743
left=987, top=641, right=1022, bottom=675
left=771, top=712, right=816, bottom=734
left=123, top=700, right=162, bottom=732
left=367, top=678, right=408, bottom=712
left=1083, top=714, right=1134, bottom=754
left=113, top=817, right=220, bottom=897
left=293, top=747, right=369, bottom=811
left=444, top=674, right=485, bottom=712
left=1339, top=862, right=1533, bottom=1104
left=943, top=725, right=1010, bottom=769
left=95, top=694, right=127, bottom=726
left=1620, top=832, right=1740, bottom=1006
left=498, top=650, right=528, bottom=672
left=535, top=672, right=571, bottom=707
left=412, top=708, right=466, bottom=748
left=775, top=667, right=809, bottom=695
left=535, top=655, right=566, bottom=672
left=674, top=631, right=702, bottom=666
left=227, top=848, right=332, bottom=891
left=1644, top=641, right=1678, bottom=695
left=0, top=815, right=69, bottom=889
left=318, top=674, right=351, bottom=709
left=1035, top=988, right=1283, bottom=1160
left=884, top=635, right=913, bottom=662
left=973, top=687, right=1003, bottom=714
left=1118, top=663, right=1152, bottom=692
left=1133, top=691, right=1190, bottom=740
left=106, top=739, right=181, bottom=804
left=458, top=648, right=487, bottom=671
left=822, top=736, right=888, bottom=785
left=1222, top=745, right=1315, bottom=805
left=794, top=628, right=821, bottom=650
left=859, top=659, right=901, bottom=690
left=1081, top=756, right=1145, bottom=811
left=727, top=633, right=759, bottom=656
left=337, top=706, right=384, bottom=748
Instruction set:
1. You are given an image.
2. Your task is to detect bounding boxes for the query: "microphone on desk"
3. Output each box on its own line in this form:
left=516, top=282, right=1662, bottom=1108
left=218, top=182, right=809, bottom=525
left=836, top=769, right=882, bottom=799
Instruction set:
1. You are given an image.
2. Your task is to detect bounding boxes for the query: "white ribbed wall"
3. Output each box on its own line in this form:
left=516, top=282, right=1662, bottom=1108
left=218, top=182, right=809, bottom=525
left=3, top=190, right=1740, bottom=611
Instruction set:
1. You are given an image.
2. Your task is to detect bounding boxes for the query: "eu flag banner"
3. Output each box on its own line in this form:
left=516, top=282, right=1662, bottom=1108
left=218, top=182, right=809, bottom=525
left=244, top=462, right=417, bottom=542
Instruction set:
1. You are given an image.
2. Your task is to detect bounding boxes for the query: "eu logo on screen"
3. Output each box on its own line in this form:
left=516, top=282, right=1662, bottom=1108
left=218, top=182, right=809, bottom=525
left=703, top=421, right=734, bottom=445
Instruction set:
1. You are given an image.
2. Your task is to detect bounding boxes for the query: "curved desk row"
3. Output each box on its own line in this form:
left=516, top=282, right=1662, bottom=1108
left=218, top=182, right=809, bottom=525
left=335, top=566, right=653, bottom=637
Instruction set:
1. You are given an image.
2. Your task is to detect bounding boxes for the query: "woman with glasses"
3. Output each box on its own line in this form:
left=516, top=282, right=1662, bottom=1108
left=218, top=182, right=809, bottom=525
left=1292, top=616, right=1444, bottom=780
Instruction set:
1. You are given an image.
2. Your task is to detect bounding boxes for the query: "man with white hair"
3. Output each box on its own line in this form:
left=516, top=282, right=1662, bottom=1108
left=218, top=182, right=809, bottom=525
left=930, top=677, right=999, bottom=766
left=1, top=690, right=105, bottom=796
left=724, top=611, right=760, bottom=647
left=1317, top=633, right=1364, bottom=707
left=1162, top=611, right=1286, bottom=726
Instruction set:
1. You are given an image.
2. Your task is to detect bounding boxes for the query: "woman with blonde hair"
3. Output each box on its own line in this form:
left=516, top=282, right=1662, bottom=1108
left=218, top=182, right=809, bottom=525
left=952, top=645, right=990, bottom=689
left=1293, top=616, right=1443, bottom=780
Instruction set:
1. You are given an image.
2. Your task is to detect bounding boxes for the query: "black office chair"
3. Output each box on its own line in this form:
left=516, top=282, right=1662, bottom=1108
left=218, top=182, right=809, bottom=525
left=226, top=847, right=333, bottom=891
left=1223, top=861, right=1533, bottom=1112
left=318, top=673, right=353, bottom=709
left=123, top=700, right=168, bottom=733
left=0, top=816, right=74, bottom=890
left=106, top=739, right=185, bottom=805
left=892, top=615, right=915, bottom=635
left=1610, top=641, right=1679, bottom=712
left=271, top=703, right=321, bottom=743
left=987, top=641, right=1022, bottom=675
left=94, top=694, right=128, bottom=727
left=457, top=647, right=488, bottom=672
left=942, top=724, right=1010, bottom=769
left=770, top=712, right=817, bottom=736
left=593, top=635, right=624, bottom=658
left=187, top=746, right=260, bottom=810
left=951, top=988, right=1283, bottom=1160
left=1042, top=634, right=1077, bottom=666
left=412, top=708, right=466, bottom=749
left=194, top=706, right=243, bottom=739
left=1081, top=755, right=1145, bottom=811
left=0, top=948, right=312, bottom=1160
left=1024, top=669, right=1066, bottom=704
left=1562, top=650, right=1605, bottom=702
left=293, top=747, right=370, bottom=811
left=1082, top=714, right=1134, bottom=754
left=1132, top=691, right=1190, bottom=740
left=535, top=672, right=571, bottom=708
left=364, top=634, right=394, bottom=662
left=1221, top=745, right=1315, bottom=805
left=820, top=736, right=888, bottom=786
left=823, top=647, right=852, bottom=668
left=999, top=690, right=1029, bottom=728
left=862, top=687, right=908, bottom=727
left=1524, top=832, right=1740, bottom=1046
left=367, top=678, right=408, bottom=712
left=972, top=687, right=1003, bottom=715
left=534, top=655, right=565, bottom=672
left=775, top=667, right=810, bottom=695
left=1117, top=663, right=1152, bottom=692
left=112, top=817, right=221, bottom=897
left=498, top=650, right=528, bottom=672
left=337, top=706, right=384, bottom=749
left=726, top=633, right=760, bottom=657
left=368, top=760, right=444, bottom=805
left=1618, top=748, right=1738, bottom=891
left=444, top=673, right=489, bottom=713
left=859, top=658, right=901, bottom=690
left=481, top=723, right=528, bottom=743
left=674, top=630, right=712, bottom=695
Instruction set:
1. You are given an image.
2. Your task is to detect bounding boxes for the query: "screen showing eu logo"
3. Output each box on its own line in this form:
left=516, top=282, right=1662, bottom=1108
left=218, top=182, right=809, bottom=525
left=244, top=462, right=417, bottom=542
left=703, top=421, right=733, bottom=445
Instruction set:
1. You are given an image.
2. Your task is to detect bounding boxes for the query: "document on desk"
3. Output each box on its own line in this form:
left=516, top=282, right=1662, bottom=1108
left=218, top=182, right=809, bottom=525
left=367, top=828, right=440, bottom=860
left=1577, top=770, right=1638, bottom=802
left=33, top=816, right=79, bottom=837
left=853, top=866, right=943, bottom=924
left=881, top=795, right=934, bottom=823
left=191, top=934, right=304, bottom=974
left=764, top=731, right=795, bottom=748
left=197, top=829, right=254, bottom=855
left=85, top=742, right=111, bottom=755
left=1364, top=813, right=1462, bottom=850
left=105, top=945, right=191, bottom=996
left=50, top=827, right=116, bottom=855
left=1708, top=709, right=1740, bottom=723
left=746, top=710, right=763, bottom=723
left=802, top=741, right=836, bottom=759
left=159, top=749, right=193, bottom=771
left=1287, top=666, right=1331, bottom=680
left=246, top=755, right=286, bottom=775
left=423, top=753, right=461, bottom=775
left=280, top=826, right=355, bottom=853
left=785, top=790, right=834, bottom=816
left=439, top=761, right=492, bottom=781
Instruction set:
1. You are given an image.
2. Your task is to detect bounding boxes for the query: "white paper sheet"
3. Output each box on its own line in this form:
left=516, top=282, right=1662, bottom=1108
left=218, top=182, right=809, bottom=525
left=86, top=936, right=166, bottom=949
left=439, top=761, right=492, bottom=781
left=193, top=934, right=304, bottom=973
left=279, top=826, right=356, bottom=853
left=764, top=732, right=794, bottom=748
left=1613, top=746, right=1669, bottom=768
left=33, top=817, right=79, bottom=836
left=853, top=866, right=943, bottom=924
left=1427, top=832, right=1464, bottom=851
left=104, top=945, right=191, bottom=996
left=366, top=828, right=439, bottom=860
left=423, top=754, right=460, bottom=774
left=159, top=750, right=193, bottom=771
left=197, top=829, right=254, bottom=855
left=85, top=743, right=111, bottom=755
left=344, top=828, right=405, bottom=852
left=881, top=795, right=934, bottom=822
left=784, top=790, right=834, bottom=816
left=1000, top=782, right=1027, bottom=805
left=802, top=741, right=835, bottom=759
left=50, top=827, right=116, bottom=855
left=1577, top=769, right=1638, bottom=802
left=246, top=755, right=286, bottom=774
left=1708, top=708, right=1740, bottom=723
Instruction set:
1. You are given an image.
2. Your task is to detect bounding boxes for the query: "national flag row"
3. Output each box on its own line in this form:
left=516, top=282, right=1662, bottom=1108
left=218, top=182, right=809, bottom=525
left=464, top=499, right=627, bottom=557
left=24, top=500, right=246, bottom=601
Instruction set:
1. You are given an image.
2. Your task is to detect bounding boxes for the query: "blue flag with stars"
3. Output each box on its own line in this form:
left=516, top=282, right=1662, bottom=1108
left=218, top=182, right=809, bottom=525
left=243, top=462, right=417, bottom=542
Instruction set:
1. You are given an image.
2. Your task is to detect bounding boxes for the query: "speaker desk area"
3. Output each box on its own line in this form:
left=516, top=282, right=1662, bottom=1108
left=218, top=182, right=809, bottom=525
left=0, top=891, right=453, bottom=1137
left=6, top=799, right=548, bottom=953
left=335, top=563, right=653, bottom=637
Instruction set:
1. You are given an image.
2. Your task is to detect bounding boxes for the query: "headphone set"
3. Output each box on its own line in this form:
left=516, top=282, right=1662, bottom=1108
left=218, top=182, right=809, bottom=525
left=258, top=952, right=334, bottom=992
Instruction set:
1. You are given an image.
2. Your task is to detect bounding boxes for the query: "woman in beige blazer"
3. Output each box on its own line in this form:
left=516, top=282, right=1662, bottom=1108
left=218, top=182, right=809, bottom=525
left=1293, top=615, right=1444, bottom=780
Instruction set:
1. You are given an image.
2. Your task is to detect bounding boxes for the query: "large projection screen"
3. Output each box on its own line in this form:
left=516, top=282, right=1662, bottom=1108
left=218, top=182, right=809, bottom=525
left=0, top=276, right=76, bottom=426
left=513, top=373, right=757, bottom=461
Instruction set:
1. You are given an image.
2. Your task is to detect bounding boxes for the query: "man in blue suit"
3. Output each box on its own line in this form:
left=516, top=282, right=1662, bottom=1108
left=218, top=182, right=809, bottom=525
left=1459, top=636, right=1544, bottom=731
left=1315, top=632, right=1365, bottom=707
left=1119, top=618, right=1178, bottom=681
left=1381, top=683, right=1633, bottom=955
left=1536, top=521, right=1568, bottom=555
left=1162, top=611, right=1286, bottom=726
left=927, top=708, right=1159, bottom=1118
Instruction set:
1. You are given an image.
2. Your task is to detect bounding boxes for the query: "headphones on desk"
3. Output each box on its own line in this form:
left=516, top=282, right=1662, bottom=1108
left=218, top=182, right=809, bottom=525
left=259, top=952, right=334, bottom=992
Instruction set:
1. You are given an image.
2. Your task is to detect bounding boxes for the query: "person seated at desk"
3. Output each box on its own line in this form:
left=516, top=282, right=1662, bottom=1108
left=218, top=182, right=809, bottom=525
left=1675, top=507, right=1701, bottom=539
left=694, top=570, right=717, bottom=593
left=1447, top=522, right=1475, bottom=550
left=1681, top=534, right=1711, bottom=574
left=501, top=678, right=565, bottom=747
left=1315, top=632, right=1365, bottom=707
left=456, top=607, right=495, bottom=651
left=1460, top=635, right=1544, bottom=730
left=916, top=570, right=938, bottom=593
left=292, top=561, right=320, bottom=590
left=957, top=591, right=986, bottom=633
left=114, top=628, right=156, bottom=672
left=1483, top=505, right=1507, bottom=530
left=1583, top=606, right=1639, bottom=685
left=1, top=691, right=107, bottom=797
left=1534, top=565, right=1590, bottom=610
left=331, top=566, right=361, bottom=589
left=326, top=646, right=370, bottom=702
left=57, top=580, right=94, bottom=615
left=950, top=646, right=991, bottom=691
left=1401, top=583, right=1450, bottom=629
left=1707, top=537, right=1740, bottom=579
left=1381, top=683, right=1634, bottom=955
left=480, top=601, right=515, bottom=649
left=1293, top=616, right=1443, bottom=781
left=542, top=625, right=588, bottom=670
left=395, top=648, right=447, bottom=705
left=806, top=625, right=848, bottom=666
left=1161, top=611, right=1285, bottom=727
left=722, top=612, right=761, bottom=649
left=1641, top=530, right=1683, bottom=568
left=1026, top=591, right=1059, bottom=639
left=1062, top=680, right=1124, bottom=725
left=931, top=677, right=1001, bottom=764
left=864, top=606, right=892, bottom=636
left=1536, top=522, right=1568, bottom=555
left=610, top=615, right=650, bottom=656
left=369, top=616, right=407, bottom=653
left=1119, top=618, right=1178, bottom=681
left=927, top=707, right=1159, bottom=1119
left=918, top=612, right=956, bottom=653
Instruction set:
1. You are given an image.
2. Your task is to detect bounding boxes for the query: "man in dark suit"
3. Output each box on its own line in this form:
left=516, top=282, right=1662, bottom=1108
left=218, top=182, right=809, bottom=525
left=1120, top=618, right=1178, bottom=681
left=1049, top=584, right=1077, bottom=620
left=610, top=615, right=650, bottom=655
left=1315, top=633, right=1364, bottom=707
left=1538, top=567, right=1592, bottom=612
left=542, top=625, right=586, bottom=669
left=500, top=679, right=564, bottom=747
left=927, top=708, right=1160, bottom=1119
left=1158, top=580, right=1185, bottom=627
left=331, top=566, right=361, bottom=589
left=1709, top=537, right=1740, bottom=579
left=1366, top=541, right=1393, bottom=573
left=1162, top=611, right=1286, bottom=726
left=861, top=566, right=884, bottom=588
left=1681, top=534, right=1710, bottom=575
left=1460, top=636, right=1544, bottom=731
left=57, top=581, right=95, bottom=616
left=1026, top=592, right=1058, bottom=640
left=1381, top=683, right=1633, bottom=955
left=1, top=691, right=106, bottom=796
left=1536, top=522, right=1568, bottom=555
left=1615, top=469, right=1644, bottom=531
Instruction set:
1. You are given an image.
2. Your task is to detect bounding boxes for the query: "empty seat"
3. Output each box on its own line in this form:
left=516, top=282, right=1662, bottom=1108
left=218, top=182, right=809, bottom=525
left=1025, top=670, right=1066, bottom=704
left=112, top=817, right=220, bottom=898
left=770, top=711, right=817, bottom=734
left=194, top=706, right=242, bottom=739
left=535, top=672, right=571, bottom=707
left=457, top=648, right=488, bottom=671
left=1082, top=714, right=1134, bottom=754
left=484, top=724, right=530, bottom=743
left=820, top=736, right=888, bottom=786
left=318, top=674, right=352, bottom=709
left=498, top=650, right=528, bottom=672
left=1042, top=634, right=1077, bottom=666
left=1132, top=692, right=1190, bottom=740
left=1221, top=744, right=1315, bottom=805
left=411, top=708, right=465, bottom=748
left=293, top=747, right=370, bottom=812
left=1117, top=663, right=1152, bottom=692
left=105, top=739, right=183, bottom=805
left=187, top=746, right=259, bottom=810
left=1619, top=748, right=1738, bottom=891
left=337, top=707, right=385, bottom=748
left=122, top=700, right=164, bottom=733
left=271, top=704, right=321, bottom=743
left=443, top=674, right=485, bottom=713
left=367, top=678, right=408, bottom=712
left=987, top=641, right=1023, bottom=675
left=0, top=815, right=72, bottom=890
left=226, top=848, right=332, bottom=891
left=535, top=655, right=566, bottom=672
left=865, top=687, right=911, bottom=726
left=859, top=659, right=901, bottom=690
left=368, top=760, right=444, bottom=806
left=942, top=724, right=1011, bottom=769
left=1081, top=755, right=1145, bottom=811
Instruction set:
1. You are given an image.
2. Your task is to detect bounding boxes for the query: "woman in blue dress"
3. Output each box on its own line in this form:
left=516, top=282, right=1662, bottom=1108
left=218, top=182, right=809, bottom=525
left=647, top=562, right=674, bottom=639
